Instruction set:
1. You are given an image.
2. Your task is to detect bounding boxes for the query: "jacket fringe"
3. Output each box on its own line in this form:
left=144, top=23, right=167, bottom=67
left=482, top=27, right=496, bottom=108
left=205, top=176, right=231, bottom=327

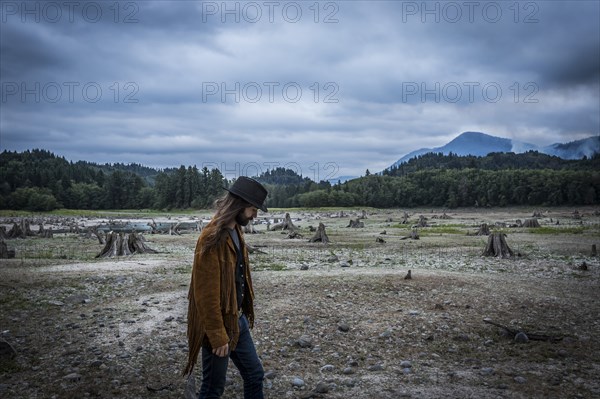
left=183, top=226, right=253, bottom=376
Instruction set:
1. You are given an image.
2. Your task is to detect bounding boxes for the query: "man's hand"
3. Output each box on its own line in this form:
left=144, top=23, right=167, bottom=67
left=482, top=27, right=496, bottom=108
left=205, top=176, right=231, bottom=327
left=213, top=343, right=229, bottom=357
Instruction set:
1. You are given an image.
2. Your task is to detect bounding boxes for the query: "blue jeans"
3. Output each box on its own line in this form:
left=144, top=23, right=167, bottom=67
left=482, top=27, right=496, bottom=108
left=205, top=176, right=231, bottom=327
left=198, top=315, right=264, bottom=399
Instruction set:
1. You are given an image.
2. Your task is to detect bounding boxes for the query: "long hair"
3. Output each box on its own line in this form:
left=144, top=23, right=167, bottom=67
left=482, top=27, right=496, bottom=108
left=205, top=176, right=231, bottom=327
left=198, top=192, right=249, bottom=257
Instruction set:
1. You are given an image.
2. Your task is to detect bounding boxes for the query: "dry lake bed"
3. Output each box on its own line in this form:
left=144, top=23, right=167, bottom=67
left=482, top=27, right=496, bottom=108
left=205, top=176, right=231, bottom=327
left=1, top=207, right=599, bottom=399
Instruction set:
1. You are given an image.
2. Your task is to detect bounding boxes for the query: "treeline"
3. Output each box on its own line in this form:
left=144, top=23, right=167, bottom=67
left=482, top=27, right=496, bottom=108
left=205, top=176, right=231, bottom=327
left=1, top=149, right=599, bottom=210
left=0, top=150, right=225, bottom=211
left=264, top=151, right=600, bottom=208
left=285, top=169, right=599, bottom=208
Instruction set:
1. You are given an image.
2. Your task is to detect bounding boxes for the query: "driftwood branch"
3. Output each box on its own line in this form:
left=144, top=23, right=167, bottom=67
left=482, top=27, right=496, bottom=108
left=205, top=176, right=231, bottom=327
left=483, top=318, right=563, bottom=342
left=246, top=244, right=267, bottom=254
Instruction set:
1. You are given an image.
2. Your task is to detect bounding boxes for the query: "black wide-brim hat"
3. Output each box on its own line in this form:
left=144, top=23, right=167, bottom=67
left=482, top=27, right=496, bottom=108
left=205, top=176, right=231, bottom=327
left=225, top=176, right=268, bottom=212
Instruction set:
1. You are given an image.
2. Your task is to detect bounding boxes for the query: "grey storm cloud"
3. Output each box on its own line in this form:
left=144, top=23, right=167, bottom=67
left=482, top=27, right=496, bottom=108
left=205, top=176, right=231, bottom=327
left=0, top=0, right=598, bottom=178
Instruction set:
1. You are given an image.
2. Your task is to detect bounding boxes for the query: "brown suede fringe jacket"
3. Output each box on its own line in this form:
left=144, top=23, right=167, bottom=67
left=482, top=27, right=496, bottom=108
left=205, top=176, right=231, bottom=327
left=183, top=225, right=255, bottom=376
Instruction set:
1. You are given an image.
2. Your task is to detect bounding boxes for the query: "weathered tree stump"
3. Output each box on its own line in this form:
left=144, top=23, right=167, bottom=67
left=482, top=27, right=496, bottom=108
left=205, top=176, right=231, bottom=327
left=7, top=223, right=23, bottom=239
left=347, top=219, right=364, bottom=228
left=96, top=232, right=157, bottom=258
left=0, top=227, right=7, bottom=240
left=572, top=210, right=581, bottom=220
left=476, top=223, right=490, bottom=236
left=376, top=237, right=386, bottom=243
left=532, top=210, right=542, bottom=218
left=269, top=213, right=297, bottom=232
left=482, top=233, right=514, bottom=258
left=440, top=213, right=452, bottom=219
left=0, top=240, right=16, bottom=259
left=522, top=218, right=541, bottom=228
left=41, top=227, right=53, bottom=238
left=309, top=223, right=329, bottom=243
left=401, top=212, right=409, bottom=224
left=591, top=244, right=597, bottom=257
left=417, top=215, right=428, bottom=228
left=95, top=229, right=105, bottom=244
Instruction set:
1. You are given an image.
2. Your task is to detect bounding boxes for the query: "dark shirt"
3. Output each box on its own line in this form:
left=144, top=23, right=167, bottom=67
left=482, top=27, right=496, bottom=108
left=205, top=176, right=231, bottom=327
left=228, top=228, right=246, bottom=310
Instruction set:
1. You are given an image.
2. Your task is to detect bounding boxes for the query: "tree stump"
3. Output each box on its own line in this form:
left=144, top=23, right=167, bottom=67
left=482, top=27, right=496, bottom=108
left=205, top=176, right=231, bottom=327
left=376, top=237, right=386, bottom=244
left=476, top=223, right=490, bottom=236
left=532, top=210, right=542, bottom=218
left=401, top=212, right=409, bottom=224
left=41, top=227, right=54, bottom=238
left=347, top=219, right=364, bottom=228
left=269, top=213, right=296, bottom=232
left=417, top=215, right=428, bottom=227
left=309, top=223, right=329, bottom=244
left=522, top=218, right=541, bottom=228
left=482, top=233, right=514, bottom=258
left=591, top=244, right=597, bottom=257
left=7, top=223, right=25, bottom=239
left=95, top=229, right=105, bottom=244
left=168, top=223, right=178, bottom=236
left=410, top=227, right=419, bottom=240
left=96, top=232, right=157, bottom=258
left=0, top=227, right=7, bottom=240
left=0, top=240, right=16, bottom=259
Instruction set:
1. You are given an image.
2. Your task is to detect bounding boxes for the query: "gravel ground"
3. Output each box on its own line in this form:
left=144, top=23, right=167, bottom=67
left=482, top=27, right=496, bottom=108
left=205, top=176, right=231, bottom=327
left=1, top=207, right=599, bottom=398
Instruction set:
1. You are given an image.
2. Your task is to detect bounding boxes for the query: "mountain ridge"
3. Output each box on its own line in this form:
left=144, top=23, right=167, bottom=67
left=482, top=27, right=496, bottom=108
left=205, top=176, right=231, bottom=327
left=387, top=132, right=600, bottom=170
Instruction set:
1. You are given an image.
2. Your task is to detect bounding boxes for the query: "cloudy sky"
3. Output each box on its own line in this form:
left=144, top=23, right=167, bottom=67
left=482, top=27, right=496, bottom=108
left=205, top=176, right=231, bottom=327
left=1, top=0, right=599, bottom=180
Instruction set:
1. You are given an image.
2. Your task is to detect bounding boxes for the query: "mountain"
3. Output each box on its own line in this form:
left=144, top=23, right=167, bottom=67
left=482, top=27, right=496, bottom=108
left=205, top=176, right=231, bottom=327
left=388, top=132, right=600, bottom=169
left=542, top=136, right=600, bottom=159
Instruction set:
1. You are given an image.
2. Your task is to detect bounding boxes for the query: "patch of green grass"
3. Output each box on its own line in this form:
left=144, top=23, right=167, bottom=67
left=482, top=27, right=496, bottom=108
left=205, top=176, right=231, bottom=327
left=421, top=226, right=465, bottom=235
left=528, top=226, right=585, bottom=234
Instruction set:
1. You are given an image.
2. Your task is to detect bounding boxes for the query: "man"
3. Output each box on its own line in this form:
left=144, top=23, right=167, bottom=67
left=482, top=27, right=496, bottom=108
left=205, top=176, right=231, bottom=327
left=184, top=176, right=268, bottom=399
